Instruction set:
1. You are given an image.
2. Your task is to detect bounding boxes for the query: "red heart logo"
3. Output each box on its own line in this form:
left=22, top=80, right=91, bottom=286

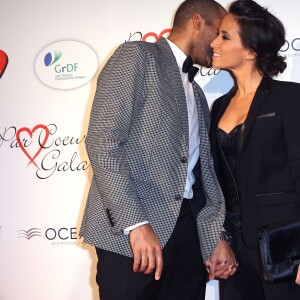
left=142, top=29, right=171, bottom=42
left=16, top=125, right=50, bottom=168
left=0, top=50, right=8, bottom=78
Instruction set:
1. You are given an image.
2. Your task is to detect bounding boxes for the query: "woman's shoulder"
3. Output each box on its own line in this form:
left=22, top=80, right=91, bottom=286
left=270, top=78, right=300, bottom=93
left=269, top=79, right=300, bottom=111
left=211, top=85, right=237, bottom=112
left=211, top=96, right=222, bottom=115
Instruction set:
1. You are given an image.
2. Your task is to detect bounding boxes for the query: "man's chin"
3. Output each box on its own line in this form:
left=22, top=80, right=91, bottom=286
left=194, top=54, right=212, bottom=68
left=196, top=60, right=212, bottom=68
left=205, top=56, right=213, bottom=68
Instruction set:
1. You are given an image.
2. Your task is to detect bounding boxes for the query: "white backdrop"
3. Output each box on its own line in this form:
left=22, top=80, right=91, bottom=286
left=0, top=0, right=299, bottom=299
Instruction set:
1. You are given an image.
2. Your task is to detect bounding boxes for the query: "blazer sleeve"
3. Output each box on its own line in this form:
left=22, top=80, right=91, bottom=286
left=282, top=83, right=300, bottom=199
left=86, top=42, right=148, bottom=234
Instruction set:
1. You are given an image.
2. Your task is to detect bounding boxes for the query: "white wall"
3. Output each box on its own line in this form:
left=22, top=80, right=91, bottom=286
left=0, top=0, right=299, bottom=299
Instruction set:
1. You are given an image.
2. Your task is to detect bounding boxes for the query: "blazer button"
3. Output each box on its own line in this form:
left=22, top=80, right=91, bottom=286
left=180, top=156, right=188, bottom=163
left=175, top=194, right=182, bottom=200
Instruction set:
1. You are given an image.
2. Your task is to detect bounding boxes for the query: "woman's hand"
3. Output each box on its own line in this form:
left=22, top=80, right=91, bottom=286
left=205, top=241, right=237, bottom=280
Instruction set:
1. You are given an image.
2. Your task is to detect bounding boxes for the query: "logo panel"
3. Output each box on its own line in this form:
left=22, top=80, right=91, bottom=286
left=35, top=41, right=98, bottom=89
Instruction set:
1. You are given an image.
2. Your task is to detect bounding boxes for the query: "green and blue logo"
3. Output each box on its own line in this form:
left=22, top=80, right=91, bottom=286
left=44, top=51, right=62, bottom=66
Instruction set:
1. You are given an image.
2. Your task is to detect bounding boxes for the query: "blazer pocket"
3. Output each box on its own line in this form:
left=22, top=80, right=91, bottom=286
left=256, top=191, right=298, bottom=206
left=256, top=112, right=275, bottom=119
left=256, top=192, right=300, bottom=228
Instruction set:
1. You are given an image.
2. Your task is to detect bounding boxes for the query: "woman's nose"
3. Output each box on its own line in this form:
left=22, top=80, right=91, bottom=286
left=210, top=34, right=220, bottom=49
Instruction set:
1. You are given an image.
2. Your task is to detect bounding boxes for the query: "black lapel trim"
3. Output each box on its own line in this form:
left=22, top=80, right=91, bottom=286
left=243, top=76, right=272, bottom=147
left=215, top=85, right=238, bottom=127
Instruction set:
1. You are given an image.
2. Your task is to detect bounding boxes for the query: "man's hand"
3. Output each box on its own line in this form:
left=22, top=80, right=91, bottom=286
left=295, top=264, right=300, bottom=285
left=129, top=224, right=163, bottom=280
left=205, top=241, right=237, bottom=281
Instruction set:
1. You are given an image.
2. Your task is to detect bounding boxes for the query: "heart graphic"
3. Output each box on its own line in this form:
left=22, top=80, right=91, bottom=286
left=16, top=125, right=50, bottom=168
left=142, top=29, right=171, bottom=42
left=0, top=50, right=8, bottom=78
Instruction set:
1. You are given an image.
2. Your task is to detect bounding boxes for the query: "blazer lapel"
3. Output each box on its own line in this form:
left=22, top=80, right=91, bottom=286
left=213, top=77, right=272, bottom=151
left=215, top=85, right=238, bottom=129
left=242, top=76, right=272, bottom=149
left=193, top=82, right=208, bottom=129
left=156, top=37, right=189, bottom=147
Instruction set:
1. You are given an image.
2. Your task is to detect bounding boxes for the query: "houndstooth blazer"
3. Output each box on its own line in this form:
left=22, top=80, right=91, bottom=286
left=80, top=37, right=225, bottom=262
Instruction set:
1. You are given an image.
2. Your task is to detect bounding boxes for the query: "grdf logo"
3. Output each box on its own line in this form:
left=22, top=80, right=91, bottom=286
left=44, top=51, right=62, bottom=66
left=35, top=41, right=98, bottom=89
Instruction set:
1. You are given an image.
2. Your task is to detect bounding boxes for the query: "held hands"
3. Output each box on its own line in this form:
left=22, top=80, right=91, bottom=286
left=296, top=264, right=300, bottom=285
left=129, top=224, right=163, bottom=280
left=205, top=241, right=237, bottom=280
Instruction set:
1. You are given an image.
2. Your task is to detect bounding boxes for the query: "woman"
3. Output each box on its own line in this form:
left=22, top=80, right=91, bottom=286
left=209, top=0, right=300, bottom=299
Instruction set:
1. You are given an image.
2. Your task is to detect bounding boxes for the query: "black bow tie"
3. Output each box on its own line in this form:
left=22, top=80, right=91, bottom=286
left=182, top=55, right=199, bottom=83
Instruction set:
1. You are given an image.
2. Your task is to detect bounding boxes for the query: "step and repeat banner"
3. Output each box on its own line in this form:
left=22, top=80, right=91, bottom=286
left=0, top=0, right=299, bottom=299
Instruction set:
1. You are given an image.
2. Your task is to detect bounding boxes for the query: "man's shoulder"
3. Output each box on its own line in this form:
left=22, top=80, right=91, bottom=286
left=103, top=41, right=161, bottom=69
left=117, top=41, right=160, bottom=57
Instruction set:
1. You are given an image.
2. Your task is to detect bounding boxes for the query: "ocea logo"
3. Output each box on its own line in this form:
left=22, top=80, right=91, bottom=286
left=18, top=228, right=42, bottom=240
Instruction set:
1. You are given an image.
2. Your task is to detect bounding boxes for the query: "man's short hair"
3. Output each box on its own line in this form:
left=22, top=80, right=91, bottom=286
left=173, top=0, right=223, bottom=29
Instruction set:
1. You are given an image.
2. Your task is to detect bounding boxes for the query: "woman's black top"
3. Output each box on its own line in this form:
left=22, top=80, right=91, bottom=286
left=217, top=124, right=243, bottom=231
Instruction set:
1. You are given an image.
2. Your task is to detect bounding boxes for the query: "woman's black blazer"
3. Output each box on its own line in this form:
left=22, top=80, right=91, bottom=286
left=210, top=76, right=300, bottom=249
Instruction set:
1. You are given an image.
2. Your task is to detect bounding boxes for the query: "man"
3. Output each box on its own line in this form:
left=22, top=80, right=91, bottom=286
left=80, top=0, right=236, bottom=299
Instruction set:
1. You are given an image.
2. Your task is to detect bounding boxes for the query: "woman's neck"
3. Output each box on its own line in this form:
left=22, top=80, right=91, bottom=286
left=233, top=69, right=263, bottom=101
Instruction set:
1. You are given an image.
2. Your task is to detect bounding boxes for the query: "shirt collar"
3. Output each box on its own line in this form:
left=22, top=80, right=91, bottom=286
left=166, top=39, right=187, bottom=72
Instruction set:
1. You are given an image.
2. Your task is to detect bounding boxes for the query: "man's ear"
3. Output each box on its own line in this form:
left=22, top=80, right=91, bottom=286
left=192, top=13, right=205, bottom=31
